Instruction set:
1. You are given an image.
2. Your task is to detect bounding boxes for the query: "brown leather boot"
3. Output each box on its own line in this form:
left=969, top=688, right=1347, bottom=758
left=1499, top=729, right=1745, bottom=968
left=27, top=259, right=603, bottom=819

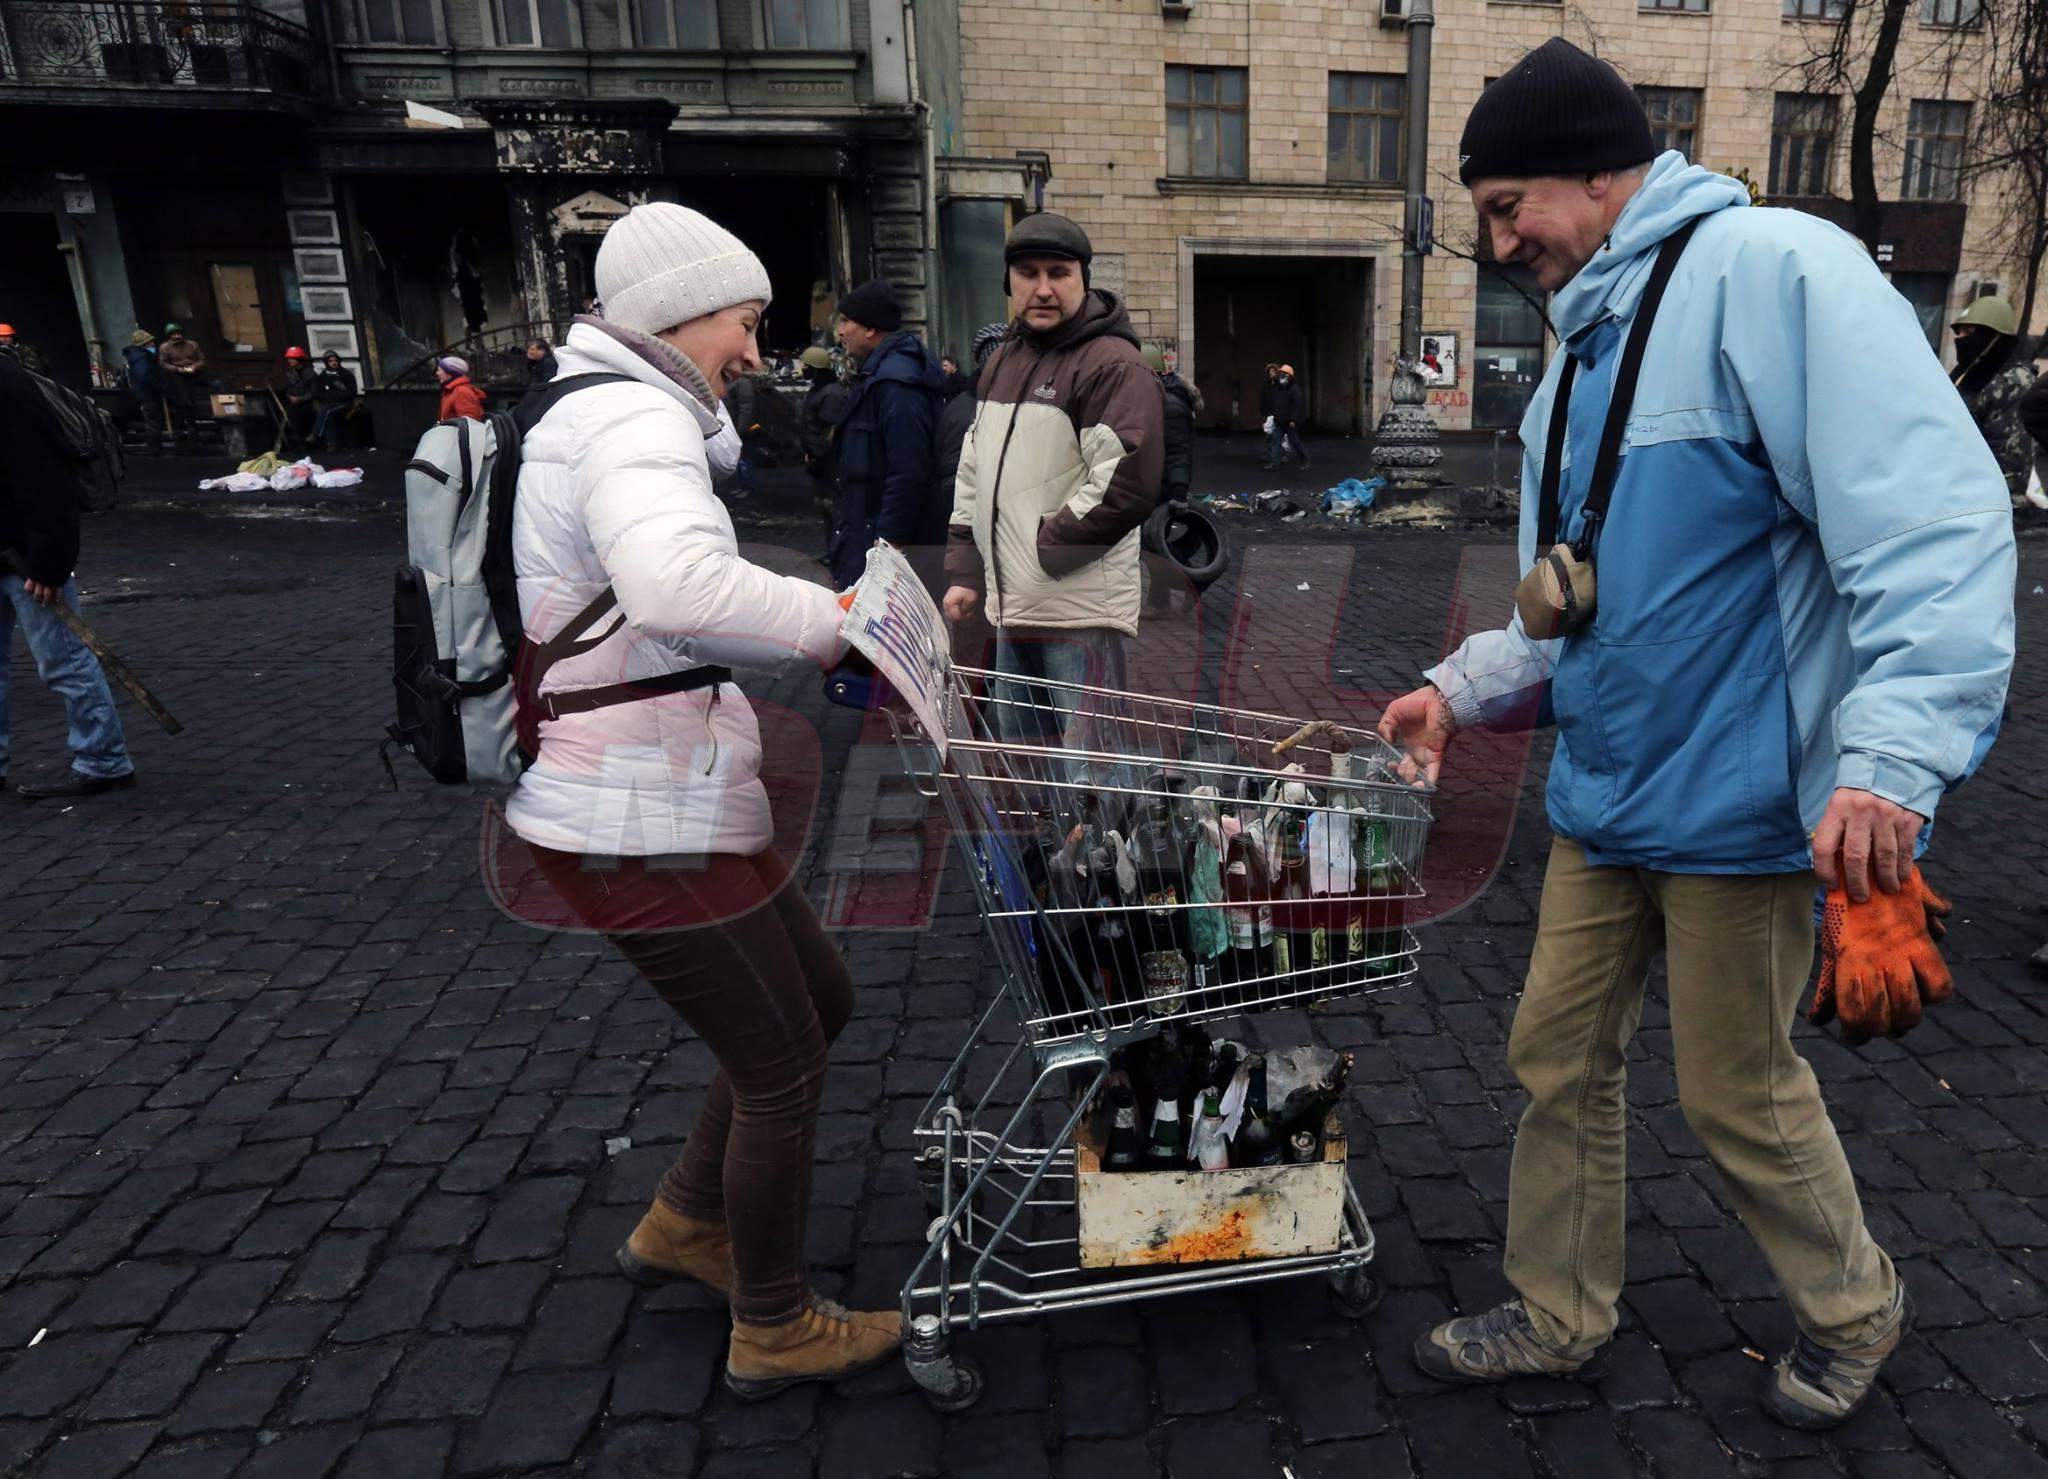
left=725, top=1296, right=905, bottom=1401
left=615, top=1200, right=733, bottom=1295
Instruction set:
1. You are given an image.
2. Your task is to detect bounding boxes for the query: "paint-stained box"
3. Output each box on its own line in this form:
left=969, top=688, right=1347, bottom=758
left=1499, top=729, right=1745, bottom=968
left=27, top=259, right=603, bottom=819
left=1073, top=1109, right=1348, bottom=1269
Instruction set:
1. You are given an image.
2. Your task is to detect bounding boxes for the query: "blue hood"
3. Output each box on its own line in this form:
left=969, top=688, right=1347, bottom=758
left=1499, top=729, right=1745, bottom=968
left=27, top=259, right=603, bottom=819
left=863, top=330, right=949, bottom=394
left=1549, top=153, right=1751, bottom=343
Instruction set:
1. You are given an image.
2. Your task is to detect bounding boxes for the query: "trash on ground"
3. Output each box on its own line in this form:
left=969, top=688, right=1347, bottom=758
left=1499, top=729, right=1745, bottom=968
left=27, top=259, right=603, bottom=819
left=198, top=457, right=364, bottom=493
left=1321, top=477, right=1385, bottom=516
left=604, top=1136, right=633, bottom=1157
left=1296, top=582, right=1311, bottom=591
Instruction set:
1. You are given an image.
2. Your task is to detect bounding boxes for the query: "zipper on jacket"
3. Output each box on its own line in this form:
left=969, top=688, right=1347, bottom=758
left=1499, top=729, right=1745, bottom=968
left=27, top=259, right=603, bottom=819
left=981, top=346, right=1044, bottom=619
left=701, top=682, right=722, bottom=775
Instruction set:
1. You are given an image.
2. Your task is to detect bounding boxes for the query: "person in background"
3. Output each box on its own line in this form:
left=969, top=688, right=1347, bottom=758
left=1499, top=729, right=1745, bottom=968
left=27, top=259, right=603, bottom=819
left=1270, top=363, right=1308, bottom=470
left=436, top=356, right=486, bottom=421
left=1949, top=295, right=2041, bottom=506
left=508, top=200, right=897, bottom=1396
left=280, top=346, right=318, bottom=444
left=796, top=344, right=850, bottom=541
left=828, top=279, right=948, bottom=588
left=524, top=338, right=559, bottom=391
left=1258, top=362, right=1281, bottom=467
left=122, top=329, right=171, bottom=455
left=158, top=323, right=207, bottom=437
left=0, top=350, right=136, bottom=801
left=943, top=212, right=1163, bottom=753
left=938, top=352, right=970, bottom=402
left=311, top=351, right=358, bottom=449
left=722, top=366, right=759, bottom=500
left=0, top=325, right=46, bottom=375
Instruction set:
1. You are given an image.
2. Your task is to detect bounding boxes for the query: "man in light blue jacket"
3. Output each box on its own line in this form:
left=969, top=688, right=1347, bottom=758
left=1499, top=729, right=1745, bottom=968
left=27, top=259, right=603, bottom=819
left=1380, top=40, right=2015, bottom=1430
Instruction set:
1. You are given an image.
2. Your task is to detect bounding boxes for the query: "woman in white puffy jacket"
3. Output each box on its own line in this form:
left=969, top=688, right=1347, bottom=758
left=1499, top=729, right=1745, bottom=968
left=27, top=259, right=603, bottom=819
left=506, top=203, right=900, bottom=1399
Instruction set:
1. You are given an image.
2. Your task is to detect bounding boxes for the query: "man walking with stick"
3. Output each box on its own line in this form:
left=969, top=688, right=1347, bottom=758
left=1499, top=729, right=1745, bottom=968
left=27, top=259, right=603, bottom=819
left=0, top=349, right=137, bottom=800
left=1379, top=40, right=2014, bottom=1431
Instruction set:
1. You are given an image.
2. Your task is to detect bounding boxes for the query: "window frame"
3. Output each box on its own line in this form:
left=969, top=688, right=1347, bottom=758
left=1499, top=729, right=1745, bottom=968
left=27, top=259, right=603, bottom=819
left=1768, top=92, right=1836, bottom=197
left=1781, top=0, right=1846, bottom=20
left=1326, top=71, right=1406, bottom=186
left=1634, top=85, right=1703, bottom=160
left=490, top=0, right=582, bottom=49
left=628, top=0, right=718, bottom=48
left=1920, top=0, right=1980, bottom=27
left=1901, top=98, right=1969, bottom=201
left=758, top=0, right=851, bottom=50
left=1165, top=64, right=1250, bottom=181
left=1640, top=0, right=1710, bottom=13
left=356, top=0, right=445, bottom=45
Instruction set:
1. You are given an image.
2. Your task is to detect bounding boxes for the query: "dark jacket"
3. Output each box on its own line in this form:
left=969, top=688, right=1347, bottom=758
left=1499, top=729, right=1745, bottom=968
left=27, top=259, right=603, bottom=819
left=283, top=365, right=319, bottom=404
left=524, top=351, right=558, bottom=389
left=932, top=378, right=977, bottom=517
left=830, top=329, right=948, bottom=586
left=0, top=355, right=81, bottom=586
left=1271, top=377, right=1306, bottom=427
left=313, top=365, right=358, bottom=408
left=725, top=374, right=760, bottom=439
left=1159, top=372, right=1197, bottom=501
left=1258, top=378, right=1279, bottom=421
left=122, top=344, right=162, bottom=395
left=798, top=372, right=851, bottom=471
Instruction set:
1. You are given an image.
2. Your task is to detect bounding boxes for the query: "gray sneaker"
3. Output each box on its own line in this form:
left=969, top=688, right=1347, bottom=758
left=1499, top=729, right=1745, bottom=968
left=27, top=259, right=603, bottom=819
left=1414, top=1299, right=1609, bottom=1384
left=1762, top=1281, right=1912, bottom=1430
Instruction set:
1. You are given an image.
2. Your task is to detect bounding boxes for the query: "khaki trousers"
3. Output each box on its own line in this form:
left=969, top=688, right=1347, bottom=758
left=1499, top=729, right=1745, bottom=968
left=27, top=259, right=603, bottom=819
left=1503, top=837, right=1897, bottom=1356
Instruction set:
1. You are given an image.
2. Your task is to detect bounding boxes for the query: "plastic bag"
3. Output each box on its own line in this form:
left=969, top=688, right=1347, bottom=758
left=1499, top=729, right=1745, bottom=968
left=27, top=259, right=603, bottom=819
left=198, top=471, right=271, bottom=492
left=1262, top=415, right=1276, bottom=434
left=312, top=467, right=365, bottom=489
left=1321, top=477, right=1384, bottom=515
left=268, top=458, right=318, bottom=491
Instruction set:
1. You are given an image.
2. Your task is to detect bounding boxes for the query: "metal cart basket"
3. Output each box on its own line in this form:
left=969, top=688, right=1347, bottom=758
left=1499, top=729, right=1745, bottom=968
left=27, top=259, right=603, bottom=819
left=875, top=658, right=1436, bottom=1411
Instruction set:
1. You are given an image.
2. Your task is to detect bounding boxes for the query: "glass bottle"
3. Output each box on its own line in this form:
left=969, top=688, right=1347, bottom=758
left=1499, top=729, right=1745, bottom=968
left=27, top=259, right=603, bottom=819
left=1104, top=1083, right=1142, bottom=1172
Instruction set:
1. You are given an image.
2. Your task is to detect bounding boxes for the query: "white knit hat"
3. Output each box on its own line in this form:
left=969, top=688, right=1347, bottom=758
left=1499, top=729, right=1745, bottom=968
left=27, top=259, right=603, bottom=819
left=595, top=203, right=773, bottom=335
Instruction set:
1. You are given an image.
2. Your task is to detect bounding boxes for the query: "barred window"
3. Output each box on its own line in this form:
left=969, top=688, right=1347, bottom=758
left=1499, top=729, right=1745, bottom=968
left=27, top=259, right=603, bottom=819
left=1769, top=93, right=1835, bottom=196
left=1327, top=73, right=1404, bottom=185
left=1167, top=66, right=1249, bottom=179
left=1902, top=99, right=1969, bottom=200
left=1635, top=86, right=1702, bottom=159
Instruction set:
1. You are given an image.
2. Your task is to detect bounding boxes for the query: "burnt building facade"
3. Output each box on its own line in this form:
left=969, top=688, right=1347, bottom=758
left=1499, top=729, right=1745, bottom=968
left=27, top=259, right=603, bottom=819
left=2, top=0, right=955, bottom=411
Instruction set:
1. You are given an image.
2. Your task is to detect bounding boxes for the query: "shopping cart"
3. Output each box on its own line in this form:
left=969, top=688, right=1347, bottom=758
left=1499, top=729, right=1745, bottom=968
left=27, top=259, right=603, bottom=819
left=869, top=659, right=1435, bottom=1411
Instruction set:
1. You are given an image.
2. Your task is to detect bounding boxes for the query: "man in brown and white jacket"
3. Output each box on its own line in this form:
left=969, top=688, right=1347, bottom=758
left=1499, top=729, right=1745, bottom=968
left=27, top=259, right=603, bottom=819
left=942, top=211, right=1163, bottom=756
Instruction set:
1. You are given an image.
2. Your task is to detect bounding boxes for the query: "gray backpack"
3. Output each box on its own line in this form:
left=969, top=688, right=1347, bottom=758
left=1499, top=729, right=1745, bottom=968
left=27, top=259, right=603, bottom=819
left=382, top=372, right=729, bottom=785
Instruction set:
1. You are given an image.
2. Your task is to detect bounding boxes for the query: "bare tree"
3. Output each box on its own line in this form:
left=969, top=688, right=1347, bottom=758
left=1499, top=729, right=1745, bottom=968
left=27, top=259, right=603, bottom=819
left=1780, top=0, right=1918, bottom=253
left=1963, top=0, right=2048, bottom=329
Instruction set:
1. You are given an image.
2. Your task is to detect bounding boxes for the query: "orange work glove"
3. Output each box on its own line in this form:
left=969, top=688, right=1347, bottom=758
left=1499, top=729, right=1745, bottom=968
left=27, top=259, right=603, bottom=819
left=1807, top=856, right=1954, bottom=1046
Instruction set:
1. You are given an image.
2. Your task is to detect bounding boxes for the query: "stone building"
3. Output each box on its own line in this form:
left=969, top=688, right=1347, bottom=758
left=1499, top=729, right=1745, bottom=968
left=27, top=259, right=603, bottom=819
left=942, top=0, right=2042, bottom=437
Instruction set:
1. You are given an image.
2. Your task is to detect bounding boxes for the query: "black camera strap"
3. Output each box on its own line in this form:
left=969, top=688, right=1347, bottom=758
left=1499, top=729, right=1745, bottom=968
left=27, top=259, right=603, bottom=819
left=1535, top=215, right=1703, bottom=555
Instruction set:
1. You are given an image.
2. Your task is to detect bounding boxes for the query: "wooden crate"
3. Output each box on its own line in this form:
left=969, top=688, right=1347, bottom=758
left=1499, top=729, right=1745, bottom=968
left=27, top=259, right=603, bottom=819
left=1073, top=1109, right=1348, bottom=1269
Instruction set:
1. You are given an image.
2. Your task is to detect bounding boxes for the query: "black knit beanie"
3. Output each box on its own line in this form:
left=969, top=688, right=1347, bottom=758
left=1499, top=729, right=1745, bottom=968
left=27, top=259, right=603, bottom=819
left=1004, top=211, right=1093, bottom=287
left=1458, top=39, right=1656, bottom=186
left=837, top=279, right=903, bottom=332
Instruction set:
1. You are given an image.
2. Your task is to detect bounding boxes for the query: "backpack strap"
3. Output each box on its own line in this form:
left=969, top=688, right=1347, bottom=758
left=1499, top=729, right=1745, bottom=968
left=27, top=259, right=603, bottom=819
left=1534, top=215, right=1703, bottom=558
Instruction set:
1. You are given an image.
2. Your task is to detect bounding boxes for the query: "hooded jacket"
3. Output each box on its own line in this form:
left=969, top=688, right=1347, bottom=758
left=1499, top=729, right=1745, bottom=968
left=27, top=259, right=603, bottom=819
left=946, top=291, right=1164, bottom=635
left=505, top=319, right=844, bottom=857
left=439, top=375, right=486, bottom=422
left=830, top=329, right=948, bottom=587
left=1424, top=154, right=2015, bottom=872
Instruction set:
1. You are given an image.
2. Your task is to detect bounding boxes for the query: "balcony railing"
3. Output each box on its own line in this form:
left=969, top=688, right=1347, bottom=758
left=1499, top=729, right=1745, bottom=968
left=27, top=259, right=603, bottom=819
left=0, top=2, right=321, bottom=99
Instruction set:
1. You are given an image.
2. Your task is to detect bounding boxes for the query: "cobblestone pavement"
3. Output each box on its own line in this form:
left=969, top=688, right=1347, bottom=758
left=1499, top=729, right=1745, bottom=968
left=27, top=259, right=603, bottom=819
left=2, top=507, right=2046, bottom=1479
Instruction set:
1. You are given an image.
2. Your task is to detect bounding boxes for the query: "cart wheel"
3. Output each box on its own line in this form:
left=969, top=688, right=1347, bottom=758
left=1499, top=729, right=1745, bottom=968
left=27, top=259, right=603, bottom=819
left=905, top=1314, right=985, bottom=1412
left=1330, top=1267, right=1385, bottom=1321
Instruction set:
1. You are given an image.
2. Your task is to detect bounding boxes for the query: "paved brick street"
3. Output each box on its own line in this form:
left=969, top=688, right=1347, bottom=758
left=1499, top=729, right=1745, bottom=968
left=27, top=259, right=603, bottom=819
left=2, top=503, right=2046, bottom=1478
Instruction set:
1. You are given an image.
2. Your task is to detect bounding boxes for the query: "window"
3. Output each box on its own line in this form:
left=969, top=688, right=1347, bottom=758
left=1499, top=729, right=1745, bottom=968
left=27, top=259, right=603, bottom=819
left=763, top=0, right=847, bottom=49
left=1166, top=66, right=1248, bottom=180
left=1921, top=0, right=1979, bottom=25
left=635, top=0, right=716, bottom=46
left=1327, top=73, right=1404, bottom=184
left=1769, top=94, right=1835, bottom=196
left=1782, top=0, right=1846, bottom=19
left=495, top=0, right=575, bottom=47
left=362, top=0, right=438, bottom=43
left=1889, top=272, right=1952, bottom=349
left=1474, top=265, right=1547, bottom=430
left=1635, top=86, right=1701, bottom=159
left=1902, top=100, right=1968, bottom=200
left=209, top=264, right=269, bottom=353
left=1641, top=0, right=1708, bottom=12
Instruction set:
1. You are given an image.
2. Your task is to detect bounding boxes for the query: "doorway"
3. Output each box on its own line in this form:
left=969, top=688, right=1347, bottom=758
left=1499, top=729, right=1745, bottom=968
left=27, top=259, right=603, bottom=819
left=1190, top=254, right=1371, bottom=435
